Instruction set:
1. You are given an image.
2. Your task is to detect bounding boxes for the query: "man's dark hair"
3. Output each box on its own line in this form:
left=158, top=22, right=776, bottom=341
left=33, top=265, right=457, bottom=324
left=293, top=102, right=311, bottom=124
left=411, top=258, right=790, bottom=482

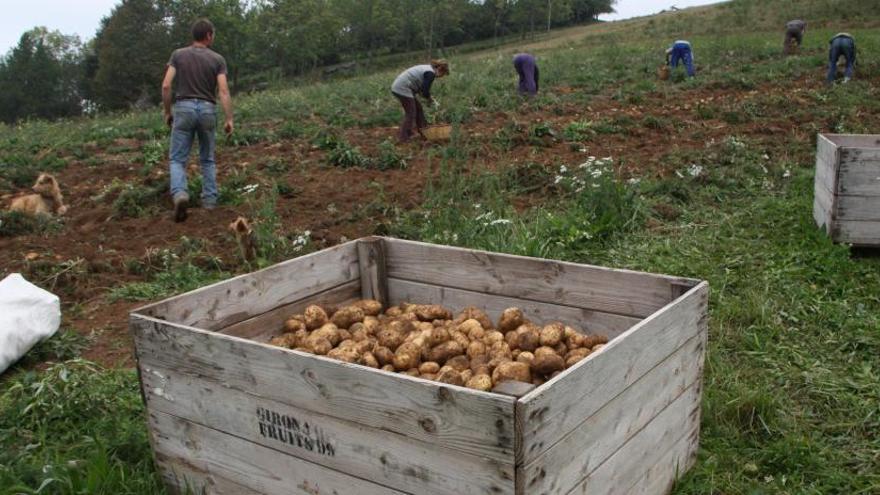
left=192, top=19, right=214, bottom=41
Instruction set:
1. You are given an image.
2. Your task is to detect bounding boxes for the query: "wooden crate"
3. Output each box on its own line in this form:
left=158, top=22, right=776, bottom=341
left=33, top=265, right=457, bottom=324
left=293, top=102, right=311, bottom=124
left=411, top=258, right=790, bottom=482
left=130, top=237, right=709, bottom=495
left=814, top=133, right=880, bottom=246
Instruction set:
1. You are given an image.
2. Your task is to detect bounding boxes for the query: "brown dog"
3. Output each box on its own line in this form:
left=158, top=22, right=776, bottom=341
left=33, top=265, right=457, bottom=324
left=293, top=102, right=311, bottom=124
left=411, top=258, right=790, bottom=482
left=229, top=216, right=258, bottom=262
left=9, top=173, right=68, bottom=216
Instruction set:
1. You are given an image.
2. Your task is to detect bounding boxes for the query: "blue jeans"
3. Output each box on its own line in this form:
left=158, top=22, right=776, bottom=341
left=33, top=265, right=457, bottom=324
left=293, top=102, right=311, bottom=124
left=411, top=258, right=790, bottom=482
left=669, top=43, right=695, bottom=77
left=169, top=99, right=218, bottom=205
left=827, top=37, right=856, bottom=83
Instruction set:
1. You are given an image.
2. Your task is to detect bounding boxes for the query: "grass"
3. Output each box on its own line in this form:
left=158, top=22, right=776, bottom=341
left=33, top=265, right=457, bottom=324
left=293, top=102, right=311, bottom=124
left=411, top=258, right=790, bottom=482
left=1, top=0, right=880, bottom=492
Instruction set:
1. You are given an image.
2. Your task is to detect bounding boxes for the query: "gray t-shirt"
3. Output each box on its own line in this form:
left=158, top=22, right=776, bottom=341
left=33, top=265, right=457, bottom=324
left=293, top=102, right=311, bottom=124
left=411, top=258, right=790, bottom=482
left=168, top=46, right=227, bottom=103
left=391, top=65, right=434, bottom=99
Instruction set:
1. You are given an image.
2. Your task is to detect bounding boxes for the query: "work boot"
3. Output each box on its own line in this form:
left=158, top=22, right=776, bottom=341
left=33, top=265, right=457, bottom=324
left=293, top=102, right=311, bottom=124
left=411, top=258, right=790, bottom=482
left=172, top=192, right=189, bottom=223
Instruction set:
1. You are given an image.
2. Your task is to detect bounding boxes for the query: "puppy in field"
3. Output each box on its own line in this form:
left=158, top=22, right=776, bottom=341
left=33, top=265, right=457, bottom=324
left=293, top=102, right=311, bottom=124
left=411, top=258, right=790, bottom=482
left=9, top=173, right=68, bottom=216
left=229, top=216, right=258, bottom=262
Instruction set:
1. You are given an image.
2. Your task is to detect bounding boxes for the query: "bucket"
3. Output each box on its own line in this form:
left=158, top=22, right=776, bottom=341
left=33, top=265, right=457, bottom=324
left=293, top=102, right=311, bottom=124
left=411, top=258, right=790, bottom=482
left=657, top=65, right=670, bottom=81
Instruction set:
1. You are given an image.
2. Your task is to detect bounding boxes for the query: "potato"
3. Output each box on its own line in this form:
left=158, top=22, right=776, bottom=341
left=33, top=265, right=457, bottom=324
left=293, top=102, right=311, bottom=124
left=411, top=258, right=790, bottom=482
left=351, top=327, right=370, bottom=342
left=370, top=346, right=392, bottom=367
left=376, top=328, right=405, bottom=351
left=532, top=352, right=565, bottom=376
left=591, top=344, right=607, bottom=353
left=355, top=339, right=375, bottom=355
left=419, top=361, right=441, bottom=375
left=428, top=326, right=451, bottom=346
left=404, top=304, right=452, bottom=322
left=492, top=361, right=532, bottom=384
left=498, top=307, right=525, bottom=333
left=338, top=329, right=353, bottom=341
left=470, top=354, right=490, bottom=375
left=381, top=364, right=395, bottom=372
left=283, top=318, right=306, bottom=333
left=385, top=306, right=403, bottom=317
left=583, top=335, right=609, bottom=349
left=421, top=373, right=437, bottom=381
left=516, top=351, right=535, bottom=366
left=304, top=305, right=329, bottom=330
left=330, top=306, right=365, bottom=328
left=451, top=331, right=471, bottom=350
left=454, top=306, right=493, bottom=329
left=446, top=355, right=470, bottom=372
left=534, top=346, right=558, bottom=358
left=353, top=299, right=383, bottom=317
left=393, top=342, right=422, bottom=371
left=460, top=369, right=474, bottom=384
left=505, top=330, right=520, bottom=350
left=404, top=368, right=420, bottom=377
left=540, top=323, right=565, bottom=347
left=436, top=368, right=465, bottom=386
left=466, top=374, right=494, bottom=391
left=553, top=342, right=568, bottom=356
left=312, top=323, right=342, bottom=346
left=363, top=316, right=381, bottom=335
left=564, top=348, right=592, bottom=367
left=428, top=340, right=464, bottom=364
left=483, top=330, right=504, bottom=345
left=338, top=339, right=356, bottom=349
left=467, top=341, right=487, bottom=360
left=361, top=352, right=380, bottom=368
left=327, top=347, right=360, bottom=363
left=269, top=332, right=298, bottom=348
left=565, top=332, right=584, bottom=350
left=517, top=326, right=541, bottom=352
left=304, top=335, right=332, bottom=355
left=511, top=349, right=522, bottom=360
left=458, top=319, right=485, bottom=340
left=489, top=341, right=513, bottom=361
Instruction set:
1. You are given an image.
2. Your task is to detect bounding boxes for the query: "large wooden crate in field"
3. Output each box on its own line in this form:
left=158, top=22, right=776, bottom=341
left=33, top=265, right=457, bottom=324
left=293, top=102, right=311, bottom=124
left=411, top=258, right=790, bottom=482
left=814, top=133, right=880, bottom=246
left=130, top=237, right=709, bottom=495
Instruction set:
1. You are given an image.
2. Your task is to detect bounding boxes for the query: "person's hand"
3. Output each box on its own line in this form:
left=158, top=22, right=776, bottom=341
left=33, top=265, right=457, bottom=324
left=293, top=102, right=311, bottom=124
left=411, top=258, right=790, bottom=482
left=224, top=119, right=234, bottom=137
left=164, top=112, right=173, bottom=128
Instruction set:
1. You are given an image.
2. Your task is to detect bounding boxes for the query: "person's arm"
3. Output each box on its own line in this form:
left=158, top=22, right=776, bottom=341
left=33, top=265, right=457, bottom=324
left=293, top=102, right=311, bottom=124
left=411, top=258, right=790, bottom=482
left=161, top=66, right=176, bottom=127
left=217, top=73, right=234, bottom=136
left=421, top=71, right=436, bottom=104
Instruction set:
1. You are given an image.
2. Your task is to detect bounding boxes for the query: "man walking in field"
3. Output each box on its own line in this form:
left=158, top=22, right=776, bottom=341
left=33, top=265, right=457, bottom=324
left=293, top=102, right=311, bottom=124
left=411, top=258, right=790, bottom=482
left=162, top=18, right=234, bottom=222
left=827, top=33, right=856, bottom=84
left=784, top=20, right=806, bottom=54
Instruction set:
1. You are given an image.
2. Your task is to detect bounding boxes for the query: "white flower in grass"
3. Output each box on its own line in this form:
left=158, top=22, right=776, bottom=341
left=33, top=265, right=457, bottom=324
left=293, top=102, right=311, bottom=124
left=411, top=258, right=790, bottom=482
left=783, top=169, right=791, bottom=178
left=489, top=219, right=512, bottom=226
left=591, top=169, right=603, bottom=178
left=627, top=177, right=641, bottom=185
left=240, top=183, right=259, bottom=194
left=559, top=165, right=568, bottom=174
left=687, top=164, right=703, bottom=177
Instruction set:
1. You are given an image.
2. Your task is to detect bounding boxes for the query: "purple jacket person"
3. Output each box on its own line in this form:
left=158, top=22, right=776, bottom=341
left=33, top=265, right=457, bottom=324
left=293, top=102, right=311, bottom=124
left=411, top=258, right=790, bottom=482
left=513, top=53, right=539, bottom=96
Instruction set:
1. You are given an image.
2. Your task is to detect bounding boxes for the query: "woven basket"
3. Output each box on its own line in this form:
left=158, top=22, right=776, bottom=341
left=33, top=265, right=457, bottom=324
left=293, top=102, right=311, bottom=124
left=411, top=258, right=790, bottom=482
left=423, top=125, right=452, bottom=141
left=657, top=65, right=670, bottom=81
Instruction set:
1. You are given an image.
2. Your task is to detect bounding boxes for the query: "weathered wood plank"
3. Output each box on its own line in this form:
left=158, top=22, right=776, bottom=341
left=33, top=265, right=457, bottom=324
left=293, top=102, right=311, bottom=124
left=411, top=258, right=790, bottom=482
left=149, top=410, right=405, bottom=495
left=131, top=315, right=517, bottom=462
left=155, top=452, right=264, bottom=495
left=140, top=363, right=515, bottom=495
left=835, top=220, right=880, bottom=246
left=823, top=134, right=880, bottom=149
left=838, top=161, right=880, bottom=196
left=616, top=424, right=698, bottom=495
left=518, top=333, right=704, bottom=494
left=387, top=278, right=641, bottom=339
left=218, top=280, right=362, bottom=342
left=813, top=178, right=834, bottom=232
left=564, top=383, right=702, bottom=495
left=836, top=195, right=880, bottom=221
left=814, top=155, right=838, bottom=196
left=384, top=238, right=697, bottom=318
left=358, top=237, right=389, bottom=306
left=516, top=282, right=708, bottom=465
left=136, top=240, right=360, bottom=330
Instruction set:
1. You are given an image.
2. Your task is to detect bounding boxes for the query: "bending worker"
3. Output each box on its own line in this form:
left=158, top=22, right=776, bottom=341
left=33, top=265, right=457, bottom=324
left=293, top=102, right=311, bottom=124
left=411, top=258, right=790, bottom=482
left=784, top=20, right=806, bottom=54
left=666, top=40, right=695, bottom=78
left=391, top=59, right=449, bottom=142
left=513, top=53, right=539, bottom=96
left=827, top=33, right=856, bottom=84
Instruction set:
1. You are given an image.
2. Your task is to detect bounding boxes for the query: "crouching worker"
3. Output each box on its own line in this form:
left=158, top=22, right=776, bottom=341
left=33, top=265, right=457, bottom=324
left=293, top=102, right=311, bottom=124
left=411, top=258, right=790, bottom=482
left=827, top=33, right=856, bottom=84
left=666, top=40, right=695, bottom=78
left=391, top=60, right=449, bottom=142
left=161, top=18, right=234, bottom=222
left=784, top=20, right=806, bottom=54
left=513, top=53, right=539, bottom=96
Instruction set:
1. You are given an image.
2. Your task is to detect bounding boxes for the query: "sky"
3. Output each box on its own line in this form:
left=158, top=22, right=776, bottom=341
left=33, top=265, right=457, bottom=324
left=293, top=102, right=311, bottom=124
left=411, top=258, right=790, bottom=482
left=0, top=0, right=723, bottom=56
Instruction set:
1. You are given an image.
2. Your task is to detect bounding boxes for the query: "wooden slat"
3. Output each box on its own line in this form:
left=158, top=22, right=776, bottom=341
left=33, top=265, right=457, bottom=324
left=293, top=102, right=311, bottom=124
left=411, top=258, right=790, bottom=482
left=140, top=363, right=515, bottom=495
left=518, top=333, right=705, bottom=494
left=135, top=240, right=360, bottom=330
left=387, top=278, right=641, bottom=339
left=814, top=155, right=838, bottom=197
left=835, top=220, right=880, bottom=246
left=384, top=238, right=697, bottom=318
left=822, top=134, right=880, bottom=149
left=836, top=195, right=880, bottom=221
left=149, top=410, right=405, bottom=495
left=131, top=315, right=517, bottom=462
left=813, top=179, right=833, bottom=233
left=624, top=432, right=698, bottom=495
left=358, top=237, right=389, bottom=306
left=155, top=452, right=264, bottom=495
left=219, top=280, right=362, bottom=342
left=564, top=383, right=702, bottom=495
left=839, top=160, right=880, bottom=196
left=516, top=282, right=708, bottom=466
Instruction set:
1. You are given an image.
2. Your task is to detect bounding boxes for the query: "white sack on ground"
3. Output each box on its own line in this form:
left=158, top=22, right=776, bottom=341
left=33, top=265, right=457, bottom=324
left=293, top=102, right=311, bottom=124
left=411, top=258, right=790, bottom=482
left=0, top=273, right=61, bottom=374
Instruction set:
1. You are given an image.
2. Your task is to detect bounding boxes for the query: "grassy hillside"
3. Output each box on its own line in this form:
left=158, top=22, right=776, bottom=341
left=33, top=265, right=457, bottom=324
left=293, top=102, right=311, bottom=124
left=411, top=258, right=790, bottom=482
left=2, top=0, right=880, bottom=493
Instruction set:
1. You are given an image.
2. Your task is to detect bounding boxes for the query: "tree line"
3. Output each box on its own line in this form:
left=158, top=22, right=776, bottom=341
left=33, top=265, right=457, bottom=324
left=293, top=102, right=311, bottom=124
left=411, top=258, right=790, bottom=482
left=0, top=0, right=615, bottom=123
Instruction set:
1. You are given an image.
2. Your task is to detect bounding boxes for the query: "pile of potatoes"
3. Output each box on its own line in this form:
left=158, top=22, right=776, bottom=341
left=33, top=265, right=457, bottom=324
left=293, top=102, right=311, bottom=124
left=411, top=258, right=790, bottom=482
left=268, top=300, right=608, bottom=392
